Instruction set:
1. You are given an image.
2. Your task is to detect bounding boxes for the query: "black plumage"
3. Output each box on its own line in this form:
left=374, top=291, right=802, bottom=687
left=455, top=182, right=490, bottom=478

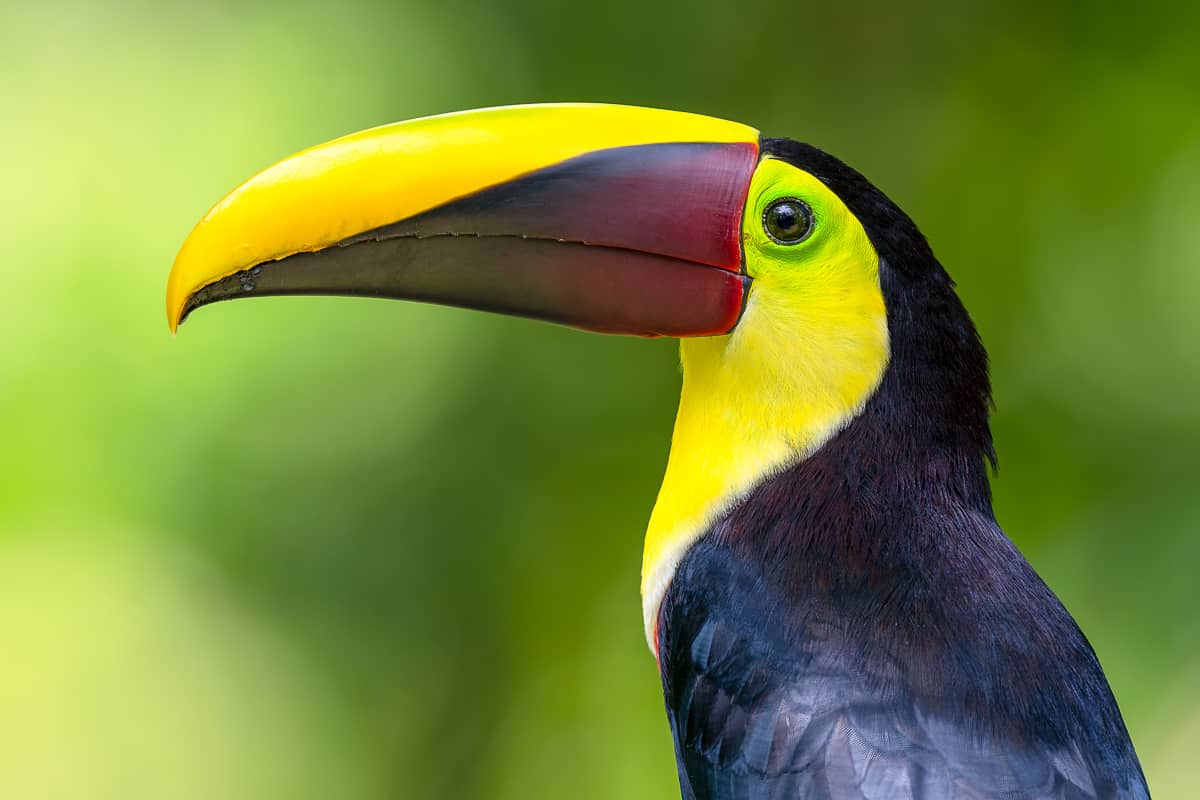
left=656, top=140, right=1149, bottom=800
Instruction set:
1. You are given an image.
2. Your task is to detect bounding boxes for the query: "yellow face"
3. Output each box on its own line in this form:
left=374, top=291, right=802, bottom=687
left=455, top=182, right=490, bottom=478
left=641, top=157, right=891, bottom=650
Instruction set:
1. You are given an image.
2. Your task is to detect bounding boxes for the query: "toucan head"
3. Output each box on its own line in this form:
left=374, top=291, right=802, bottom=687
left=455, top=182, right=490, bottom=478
left=167, top=103, right=989, bottom=650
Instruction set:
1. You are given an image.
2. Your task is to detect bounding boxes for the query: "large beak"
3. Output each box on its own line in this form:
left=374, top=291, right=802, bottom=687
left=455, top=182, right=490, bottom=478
left=167, top=104, right=759, bottom=337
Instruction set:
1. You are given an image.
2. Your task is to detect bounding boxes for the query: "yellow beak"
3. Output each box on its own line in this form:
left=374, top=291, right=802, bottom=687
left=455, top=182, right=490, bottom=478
left=167, top=103, right=759, bottom=336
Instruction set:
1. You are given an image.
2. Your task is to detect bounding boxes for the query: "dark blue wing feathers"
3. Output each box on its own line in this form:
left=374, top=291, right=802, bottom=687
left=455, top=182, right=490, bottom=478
left=659, top=535, right=1149, bottom=800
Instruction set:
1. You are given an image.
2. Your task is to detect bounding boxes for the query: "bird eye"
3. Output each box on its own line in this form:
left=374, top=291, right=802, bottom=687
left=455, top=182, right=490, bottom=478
left=763, top=198, right=814, bottom=245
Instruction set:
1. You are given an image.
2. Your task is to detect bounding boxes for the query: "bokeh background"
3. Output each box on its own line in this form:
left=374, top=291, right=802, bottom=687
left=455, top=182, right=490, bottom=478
left=2, top=0, right=1198, bottom=797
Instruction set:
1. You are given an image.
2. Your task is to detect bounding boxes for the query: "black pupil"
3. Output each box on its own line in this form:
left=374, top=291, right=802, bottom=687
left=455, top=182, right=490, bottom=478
left=766, top=200, right=811, bottom=243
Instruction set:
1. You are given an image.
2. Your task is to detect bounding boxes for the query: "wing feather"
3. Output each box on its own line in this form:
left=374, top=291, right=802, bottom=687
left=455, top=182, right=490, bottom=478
left=659, top=539, right=1146, bottom=800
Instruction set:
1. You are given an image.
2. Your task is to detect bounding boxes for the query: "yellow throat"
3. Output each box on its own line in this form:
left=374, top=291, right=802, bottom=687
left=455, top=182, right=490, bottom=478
left=640, top=158, right=891, bottom=651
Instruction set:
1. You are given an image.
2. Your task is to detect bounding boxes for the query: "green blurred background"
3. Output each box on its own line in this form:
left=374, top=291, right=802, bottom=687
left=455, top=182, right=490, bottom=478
left=2, top=0, right=1198, bottom=797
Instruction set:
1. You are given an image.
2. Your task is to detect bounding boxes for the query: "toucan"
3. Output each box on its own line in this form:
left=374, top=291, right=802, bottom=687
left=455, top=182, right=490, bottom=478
left=167, top=104, right=1149, bottom=799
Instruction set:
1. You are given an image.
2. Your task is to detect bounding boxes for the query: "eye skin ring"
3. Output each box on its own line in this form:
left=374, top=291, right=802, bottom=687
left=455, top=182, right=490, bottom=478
left=762, top=198, right=814, bottom=245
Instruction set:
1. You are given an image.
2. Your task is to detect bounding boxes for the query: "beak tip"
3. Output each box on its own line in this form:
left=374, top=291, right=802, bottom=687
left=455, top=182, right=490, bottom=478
left=166, top=285, right=185, bottom=335
left=166, top=247, right=196, bottom=334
